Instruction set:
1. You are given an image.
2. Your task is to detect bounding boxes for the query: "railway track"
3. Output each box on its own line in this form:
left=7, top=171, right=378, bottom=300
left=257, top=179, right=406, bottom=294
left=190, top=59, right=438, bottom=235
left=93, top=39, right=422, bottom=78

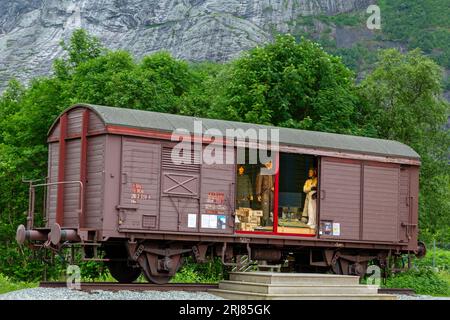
left=39, top=282, right=219, bottom=292
left=39, top=281, right=415, bottom=297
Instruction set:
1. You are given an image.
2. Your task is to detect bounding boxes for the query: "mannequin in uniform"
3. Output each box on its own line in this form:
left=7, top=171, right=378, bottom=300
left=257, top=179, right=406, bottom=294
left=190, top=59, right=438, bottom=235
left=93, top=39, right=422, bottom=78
left=236, top=165, right=253, bottom=208
left=256, top=161, right=275, bottom=226
left=301, top=168, right=318, bottom=229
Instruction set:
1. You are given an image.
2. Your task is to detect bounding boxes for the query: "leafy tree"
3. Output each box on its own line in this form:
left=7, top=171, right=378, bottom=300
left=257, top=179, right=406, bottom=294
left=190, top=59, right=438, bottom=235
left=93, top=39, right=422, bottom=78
left=54, top=29, right=105, bottom=78
left=209, top=35, right=373, bottom=135
left=179, top=62, right=228, bottom=117
left=359, top=48, right=450, bottom=242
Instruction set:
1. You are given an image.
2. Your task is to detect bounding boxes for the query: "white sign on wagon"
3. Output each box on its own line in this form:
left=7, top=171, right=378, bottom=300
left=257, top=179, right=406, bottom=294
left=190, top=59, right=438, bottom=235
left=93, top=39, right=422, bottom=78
left=333, top=223, right=341, bottom=236
left=188, top=214, right=197, bottom=228
left=201, top=214, right=218, bottom=228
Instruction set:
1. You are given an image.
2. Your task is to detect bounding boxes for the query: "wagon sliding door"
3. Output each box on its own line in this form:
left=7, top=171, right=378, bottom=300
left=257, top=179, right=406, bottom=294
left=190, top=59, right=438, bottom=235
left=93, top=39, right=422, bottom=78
left=319, top=157, right=361, bottom=240
left=362, top=163, right=399, bottom=242
left=399, top=166, right=413, bottom=243
left=320, top=158, right=401, bottom=242
left=118, top=138, right=161, bottom=231
left=199, top=148, right=235, bottom=234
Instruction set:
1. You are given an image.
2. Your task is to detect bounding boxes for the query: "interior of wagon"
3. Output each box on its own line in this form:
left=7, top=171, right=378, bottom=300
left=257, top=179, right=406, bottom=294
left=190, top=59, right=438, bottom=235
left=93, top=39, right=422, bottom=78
left=235, top=151, right=318, bottom=236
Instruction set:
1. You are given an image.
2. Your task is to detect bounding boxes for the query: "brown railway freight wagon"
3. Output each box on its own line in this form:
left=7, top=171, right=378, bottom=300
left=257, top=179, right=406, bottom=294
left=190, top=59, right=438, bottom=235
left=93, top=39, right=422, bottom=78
left=16, top=104, right=425, bottom=283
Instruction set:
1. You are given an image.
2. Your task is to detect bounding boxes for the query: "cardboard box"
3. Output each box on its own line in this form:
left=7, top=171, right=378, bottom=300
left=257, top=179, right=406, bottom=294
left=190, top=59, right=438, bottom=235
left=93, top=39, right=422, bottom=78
left=241, top=216, right=251, bottom=223
left=239, top=223, right=255, bottom=231
left=251, top=210, right=263, bottom=217
left=236, top=207, right=252, bottom=217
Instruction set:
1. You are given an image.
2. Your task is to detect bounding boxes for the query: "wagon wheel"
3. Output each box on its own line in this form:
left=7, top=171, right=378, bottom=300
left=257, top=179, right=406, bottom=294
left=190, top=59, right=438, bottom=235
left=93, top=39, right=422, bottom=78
left=139, top=251, right=183, bottom=284
left=104, top=244, right=141, bottom=283
left=106, top=260, right=142, bottom=283
left=331, top=258, right=349, bottom=275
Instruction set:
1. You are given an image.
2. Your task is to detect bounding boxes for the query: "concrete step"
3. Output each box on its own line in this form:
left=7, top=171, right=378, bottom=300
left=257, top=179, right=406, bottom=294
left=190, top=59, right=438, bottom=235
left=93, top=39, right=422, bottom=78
left=229, top=272, right=360, bottom=286
left=219, top=280, right=379, bottom=295
left=209, top=289, right=397, bottom=300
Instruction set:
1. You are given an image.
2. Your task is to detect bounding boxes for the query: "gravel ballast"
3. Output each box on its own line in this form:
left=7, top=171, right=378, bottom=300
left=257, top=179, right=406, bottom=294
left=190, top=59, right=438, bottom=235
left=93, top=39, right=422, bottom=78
left=1, top=287, right=449, bottom=300
left=0, top=287, right=223, bottom=300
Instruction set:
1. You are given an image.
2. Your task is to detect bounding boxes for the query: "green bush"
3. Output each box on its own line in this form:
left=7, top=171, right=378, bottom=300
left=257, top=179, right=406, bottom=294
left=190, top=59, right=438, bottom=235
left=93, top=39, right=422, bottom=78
left=384, top=268, right=450, bottom=296
left=0, top=273, right=37, bottom=294
left=414, top=247, right=450, bottom=271
left=171, top=257, right=225, bottom=284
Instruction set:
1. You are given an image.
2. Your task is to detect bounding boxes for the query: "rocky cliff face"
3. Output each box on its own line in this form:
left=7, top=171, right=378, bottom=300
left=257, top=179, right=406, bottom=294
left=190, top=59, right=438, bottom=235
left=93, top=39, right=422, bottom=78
left=0, top=0, right=372, bottom=90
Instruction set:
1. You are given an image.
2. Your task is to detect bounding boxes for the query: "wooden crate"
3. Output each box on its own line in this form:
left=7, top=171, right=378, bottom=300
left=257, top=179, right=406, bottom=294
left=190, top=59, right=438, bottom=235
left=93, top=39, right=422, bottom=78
left=277, top=226, right=316, bottom=235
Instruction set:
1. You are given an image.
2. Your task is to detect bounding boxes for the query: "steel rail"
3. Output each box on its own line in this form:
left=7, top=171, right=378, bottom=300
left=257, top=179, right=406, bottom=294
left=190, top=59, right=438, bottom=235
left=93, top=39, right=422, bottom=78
left=39, top=282, right=219, bottom=292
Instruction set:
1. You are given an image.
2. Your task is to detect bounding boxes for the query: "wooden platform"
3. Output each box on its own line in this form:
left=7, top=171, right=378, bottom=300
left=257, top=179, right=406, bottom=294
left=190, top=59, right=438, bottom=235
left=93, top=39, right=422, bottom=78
left=209, top=272, right=396, bottom=300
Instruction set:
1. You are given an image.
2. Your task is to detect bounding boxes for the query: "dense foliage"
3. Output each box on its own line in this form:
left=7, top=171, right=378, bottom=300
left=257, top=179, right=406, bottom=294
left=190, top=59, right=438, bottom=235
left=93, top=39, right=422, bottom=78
left=292, top=0, right=450, bottom=94
left=384, top=268, right=449, bottom=296
left=379, top=0, right=450, bottom=69
left=0, top=30, right=448, bottom=283
left=206, top=36, right=371, bottom=136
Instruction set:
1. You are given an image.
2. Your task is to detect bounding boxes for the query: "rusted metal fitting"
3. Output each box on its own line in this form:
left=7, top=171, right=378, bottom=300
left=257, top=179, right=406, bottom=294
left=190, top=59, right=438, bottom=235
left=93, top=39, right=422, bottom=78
left=49, top=223, right=80, bottom=245
left=416, top=241, right=426, bottom=259
left=251, top=248, right=282, bottom=262
left=16, top=224, right=48, bottom=245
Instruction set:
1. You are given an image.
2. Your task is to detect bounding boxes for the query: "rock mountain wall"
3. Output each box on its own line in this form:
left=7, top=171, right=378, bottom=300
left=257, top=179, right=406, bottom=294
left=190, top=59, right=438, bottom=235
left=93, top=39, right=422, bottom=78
left=0, top=0, right=372, bottom=90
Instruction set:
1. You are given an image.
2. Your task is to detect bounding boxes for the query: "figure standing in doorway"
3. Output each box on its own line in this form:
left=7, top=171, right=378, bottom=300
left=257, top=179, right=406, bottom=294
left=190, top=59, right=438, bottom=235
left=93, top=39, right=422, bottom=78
left=236, top=165, right=253, bottom=208
left=301, top=168, right=317, bottom=229
left=256, top=161, right=275, bottom=226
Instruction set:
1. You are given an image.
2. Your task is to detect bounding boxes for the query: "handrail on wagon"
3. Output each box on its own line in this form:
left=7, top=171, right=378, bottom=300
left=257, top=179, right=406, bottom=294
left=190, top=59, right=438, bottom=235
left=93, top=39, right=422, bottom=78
left=24, top=179, right=84, bottom=230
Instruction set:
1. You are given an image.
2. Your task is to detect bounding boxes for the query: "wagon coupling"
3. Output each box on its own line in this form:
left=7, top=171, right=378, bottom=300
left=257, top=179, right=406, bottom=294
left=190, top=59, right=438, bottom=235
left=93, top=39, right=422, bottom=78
left=16, top=224, right=48, bottom=244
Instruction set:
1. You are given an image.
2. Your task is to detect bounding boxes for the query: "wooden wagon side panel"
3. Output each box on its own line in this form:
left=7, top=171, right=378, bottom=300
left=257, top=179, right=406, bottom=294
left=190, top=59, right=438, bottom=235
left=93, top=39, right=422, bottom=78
left=88, top=110, right=105, bottom=133
left=62, top=139, right=81, bottom=228
left=199, top=147, right=235, bottom=234
left=84, top=135, right=105, bottom=229
left=407, top=166, right=420, bottom=251
left=319, top=157, right=361, bottom=240
left=398, top=167, right=411, bottom=243
left=67, top=108, right=84, bottom=136
left=102, top=135, right=122, bottom=235
left=48, top=121, right=60, bottom=141
left=46, top=142, right=59, bottom=227
left=118, top=137, right=161, bottom=231
left=362, top=164, right=400, bottom=242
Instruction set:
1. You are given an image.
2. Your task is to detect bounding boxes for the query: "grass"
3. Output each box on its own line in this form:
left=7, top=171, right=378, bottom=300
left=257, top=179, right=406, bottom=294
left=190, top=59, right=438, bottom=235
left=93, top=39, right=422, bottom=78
left=381, top=247, right=450, bottom=297
left=383, top=268, right=450, bottom=296
left=0, top=274, right=37, bottom=294
left=440, top=271, right=450, bottom=288
left=414, top=247, right=450, bottom=271
left=170, top=257, right=224, bottom=284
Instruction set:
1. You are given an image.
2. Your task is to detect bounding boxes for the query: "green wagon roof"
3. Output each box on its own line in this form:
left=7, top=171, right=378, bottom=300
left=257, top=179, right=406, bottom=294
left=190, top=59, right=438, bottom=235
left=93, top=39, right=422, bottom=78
left=64, top=104, right=421, bottom=160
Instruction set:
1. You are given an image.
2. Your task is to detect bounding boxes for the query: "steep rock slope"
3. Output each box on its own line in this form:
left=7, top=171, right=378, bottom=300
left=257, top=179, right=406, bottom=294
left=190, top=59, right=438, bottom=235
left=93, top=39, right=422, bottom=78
left=0, top=0, right=371, bottom=90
